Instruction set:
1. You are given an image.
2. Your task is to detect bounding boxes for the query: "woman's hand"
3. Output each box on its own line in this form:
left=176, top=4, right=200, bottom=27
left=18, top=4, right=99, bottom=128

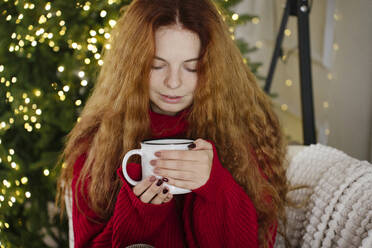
left=151, top=138, right=213, bottom=191
left=133, top=176, right=173, bottom=205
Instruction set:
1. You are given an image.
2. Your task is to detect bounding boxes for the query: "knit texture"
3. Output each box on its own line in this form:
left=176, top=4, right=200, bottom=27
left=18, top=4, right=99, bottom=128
left=274, top=144, right=372, bottom=248
left=70, top=108, right=266, bottom=248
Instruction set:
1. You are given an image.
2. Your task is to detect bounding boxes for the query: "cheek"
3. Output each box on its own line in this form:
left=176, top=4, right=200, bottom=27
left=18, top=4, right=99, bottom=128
left=149, top=72, right=164, bottom=88
left=188, top=75, right=198, bottom=91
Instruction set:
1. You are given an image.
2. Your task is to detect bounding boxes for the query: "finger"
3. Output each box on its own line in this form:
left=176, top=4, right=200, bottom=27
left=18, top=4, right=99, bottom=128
left=152, top=159, right=197, bottom=172
left=154, top=139, right=212, bottom=160
left=139, top=178, right=164, bottom=203
left=150, top=187, right=171, bottom=205
left=163, top=193, right=173, bottom=203
left=154, top=167, right=195, bottom=181
left=133, top=176, right=156, bottom=197
left=155, top=150, right=196, bottom=161
left=190, top=138, right=213, bottom=151
left=166, top=177, right=196, bottom=190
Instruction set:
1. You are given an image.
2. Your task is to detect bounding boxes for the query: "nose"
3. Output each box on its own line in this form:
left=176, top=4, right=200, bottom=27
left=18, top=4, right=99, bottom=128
left=164, top=67, right=181, bottom=89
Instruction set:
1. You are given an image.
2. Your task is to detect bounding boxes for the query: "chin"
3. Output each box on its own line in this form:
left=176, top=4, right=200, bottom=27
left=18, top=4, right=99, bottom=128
left=155, top=102, right=189, bottom=115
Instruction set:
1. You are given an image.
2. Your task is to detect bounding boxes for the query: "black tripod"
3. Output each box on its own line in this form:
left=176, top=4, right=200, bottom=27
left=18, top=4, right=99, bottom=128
left=264, top=0, right=316, bottom=145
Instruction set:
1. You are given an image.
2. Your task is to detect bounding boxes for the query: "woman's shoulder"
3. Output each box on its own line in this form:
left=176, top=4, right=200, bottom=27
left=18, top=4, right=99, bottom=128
left=71, top=136, right=92, bottom=175
left=72, top=152, right=88, bottom=177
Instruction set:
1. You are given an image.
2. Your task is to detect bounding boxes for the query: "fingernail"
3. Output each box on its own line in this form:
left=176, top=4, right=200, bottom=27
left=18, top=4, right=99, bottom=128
left=149, top=176, right=156, bottom=182
left=163, top=188, right=169, bottom=194
left=155, top=152, right=161, bottom=157
left=156, top=179, right=163, bottom=186
left=162, top=177, right=169, bottom=182
left=150, top=160, right=156, bottom=166
left=188, top=143, right=196, bottom=149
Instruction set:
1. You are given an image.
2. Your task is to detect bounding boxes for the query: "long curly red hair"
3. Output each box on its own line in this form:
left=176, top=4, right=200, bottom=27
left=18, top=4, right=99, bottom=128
left=57, top=0, right=290, bottom=247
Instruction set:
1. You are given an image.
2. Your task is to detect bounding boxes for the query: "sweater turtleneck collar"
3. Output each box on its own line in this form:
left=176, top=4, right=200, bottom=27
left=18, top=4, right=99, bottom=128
left=148, top=106, right=191, bottom=139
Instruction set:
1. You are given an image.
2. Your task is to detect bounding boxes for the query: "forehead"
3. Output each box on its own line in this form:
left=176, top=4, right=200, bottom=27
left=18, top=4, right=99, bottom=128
left=154, top=26, right=201, bottom=61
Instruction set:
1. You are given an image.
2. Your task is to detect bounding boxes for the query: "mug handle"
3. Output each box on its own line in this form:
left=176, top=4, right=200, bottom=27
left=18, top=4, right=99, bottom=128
left=122, top=149, right=142, bottom=186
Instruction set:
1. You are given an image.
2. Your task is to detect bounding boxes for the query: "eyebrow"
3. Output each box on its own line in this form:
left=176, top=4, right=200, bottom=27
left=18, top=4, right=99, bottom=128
left=154, top=56, right=200, bottom=63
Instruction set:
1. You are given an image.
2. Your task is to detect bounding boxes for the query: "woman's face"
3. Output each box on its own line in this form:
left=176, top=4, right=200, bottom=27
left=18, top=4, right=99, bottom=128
left=149, top=25, right=201, bottom=116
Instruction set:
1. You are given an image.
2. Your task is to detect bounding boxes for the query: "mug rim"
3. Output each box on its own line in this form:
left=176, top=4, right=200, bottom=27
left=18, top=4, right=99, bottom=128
left=142, top=138, right=194, bottom=146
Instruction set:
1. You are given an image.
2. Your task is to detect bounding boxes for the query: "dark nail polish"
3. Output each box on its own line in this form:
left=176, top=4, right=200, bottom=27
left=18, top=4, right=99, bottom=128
left=188, top=143, right=196, bottom=149
left=156, top=179, right=163, bottom=186
left=163, top=188, right=169, bottom=194
left=162, top=177, right=169, bottom=182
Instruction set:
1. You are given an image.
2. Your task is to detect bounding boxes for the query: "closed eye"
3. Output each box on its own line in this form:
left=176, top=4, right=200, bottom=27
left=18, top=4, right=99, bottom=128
left=151, top=66, right=163, bottom=70
left=151, top=66, right=197, bottom=73
left=186, top=68, right=197, bottom=73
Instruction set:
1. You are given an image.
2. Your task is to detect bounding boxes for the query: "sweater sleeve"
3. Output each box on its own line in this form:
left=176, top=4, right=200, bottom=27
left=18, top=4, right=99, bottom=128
left=184, top=141, right=261, bottom=248
left=72, top=153, right=181, bottom=248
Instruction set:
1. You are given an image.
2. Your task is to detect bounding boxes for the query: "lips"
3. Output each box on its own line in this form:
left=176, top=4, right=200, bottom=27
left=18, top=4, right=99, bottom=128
left=161, top=94, right=182, bottom=98
left=160, top=94, right=183, bottom=103
left=164, top=95, right=180, bottom=98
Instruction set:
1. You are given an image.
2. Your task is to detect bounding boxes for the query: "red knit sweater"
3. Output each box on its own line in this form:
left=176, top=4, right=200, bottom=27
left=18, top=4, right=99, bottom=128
left=72, top=108, right=276, bottom=247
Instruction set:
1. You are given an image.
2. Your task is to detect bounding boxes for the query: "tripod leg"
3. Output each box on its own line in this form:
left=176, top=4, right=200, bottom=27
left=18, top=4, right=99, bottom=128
left=264, top=0, right=291, bottom=94
left=296, top=0, right=317, bottom=145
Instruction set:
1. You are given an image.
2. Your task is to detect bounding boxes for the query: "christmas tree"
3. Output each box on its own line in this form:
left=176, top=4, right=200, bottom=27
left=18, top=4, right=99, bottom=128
left=0, top=0, right=260, bottom=246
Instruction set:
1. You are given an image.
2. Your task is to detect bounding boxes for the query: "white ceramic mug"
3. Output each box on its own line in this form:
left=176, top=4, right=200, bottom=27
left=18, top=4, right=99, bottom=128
left=122, top=139, right=194, bottom=195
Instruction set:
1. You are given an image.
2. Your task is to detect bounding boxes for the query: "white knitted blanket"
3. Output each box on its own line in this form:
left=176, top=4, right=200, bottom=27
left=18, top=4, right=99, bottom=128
left=275, top=144, right=372, bottom=248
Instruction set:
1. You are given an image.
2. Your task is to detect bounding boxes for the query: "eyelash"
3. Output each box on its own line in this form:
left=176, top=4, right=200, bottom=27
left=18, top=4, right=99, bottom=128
left=151, top=66, right=197, bottom=73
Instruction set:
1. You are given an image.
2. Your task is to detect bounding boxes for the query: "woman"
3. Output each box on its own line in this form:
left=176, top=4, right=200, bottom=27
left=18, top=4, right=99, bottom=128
left=57, top=0, right=289, bottom=247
